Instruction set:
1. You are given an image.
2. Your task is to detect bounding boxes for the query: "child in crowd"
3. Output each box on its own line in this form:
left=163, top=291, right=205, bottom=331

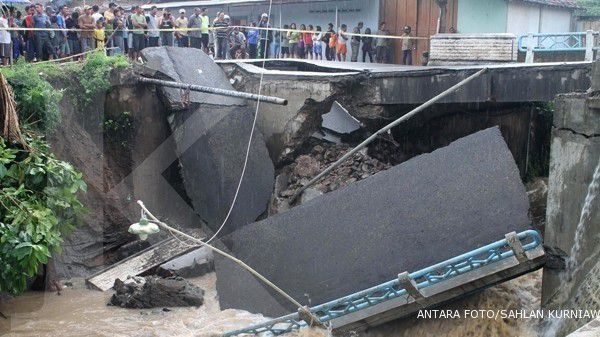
left=303, top=24, right=313, bottom=59
left=328, top=25, right=337, bottom=61
left=287, top=23, right=299, bottom=58
left=362, top=27, right=374, bottom=63
left=337, top=24, right=348, bottom=61
left=280, top=24, right=290, bottom=58
left=312, top=26, right=323, bottom=60
left=247, top=22, right=259, bottom=59
left=94, top=19, right=106, bottom=50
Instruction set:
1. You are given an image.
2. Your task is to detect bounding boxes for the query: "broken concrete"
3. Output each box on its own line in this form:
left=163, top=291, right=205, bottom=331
left=157, top=247, right=214, bottom=278
left=215, top=127, right=531, bottom=317
left=141, top=47, right=274, bottom=235
left=108, top=276, right=204, bottom=308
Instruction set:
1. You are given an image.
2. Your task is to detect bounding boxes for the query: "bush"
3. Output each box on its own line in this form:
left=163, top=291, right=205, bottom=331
left=0, top=60, right=63, bottom=133
left=76, top=52, right=130, bottom=107
left=0, top=133, right=86, bottom=295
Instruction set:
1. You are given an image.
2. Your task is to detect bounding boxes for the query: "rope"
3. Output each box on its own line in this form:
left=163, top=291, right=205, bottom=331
left=137, top=200, right=311, bottom=313
left=203, top=0, right=274, bottom=244
left=1, top=25, right=428, bottom=40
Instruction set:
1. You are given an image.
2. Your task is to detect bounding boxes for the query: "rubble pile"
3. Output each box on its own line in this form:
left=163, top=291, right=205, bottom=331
left=108, top=276, right=204, bottom=309
left=270, top=141, right=391, bottom=214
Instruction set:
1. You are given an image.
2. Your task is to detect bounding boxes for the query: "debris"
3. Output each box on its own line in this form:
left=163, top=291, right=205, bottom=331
left=86, top=238, right=198, bottom=291
left=321, top=101, right=362, bottom=134
left=156, top=247, right=214, bottom=278
left=270, top=141, right=390, bottom=214
left=108, top=276, right=204, bottom=309
left=215, top=127, right=531, bottom=317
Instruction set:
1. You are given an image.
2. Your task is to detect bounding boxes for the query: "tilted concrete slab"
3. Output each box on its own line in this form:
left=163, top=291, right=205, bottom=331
left=139, top=47, right=274, bottom=235
left=215, top=127, right=531, bottom=317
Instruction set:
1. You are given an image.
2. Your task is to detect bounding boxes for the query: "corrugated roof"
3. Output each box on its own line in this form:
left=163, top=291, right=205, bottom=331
left=520, top=0, right=580, bottom=9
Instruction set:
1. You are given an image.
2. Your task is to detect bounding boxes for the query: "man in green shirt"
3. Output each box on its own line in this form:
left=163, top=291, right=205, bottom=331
left=130, top=6, right=147, bottom=60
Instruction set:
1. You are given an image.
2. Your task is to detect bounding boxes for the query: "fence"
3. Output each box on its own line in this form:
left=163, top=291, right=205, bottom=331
left=518, top=31, right=600, bottom=63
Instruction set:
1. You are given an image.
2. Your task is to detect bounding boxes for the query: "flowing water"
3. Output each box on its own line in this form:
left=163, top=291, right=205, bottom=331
left=0, top=270, right=543, bottom=337
left=544, top=158, right=600, bottom=337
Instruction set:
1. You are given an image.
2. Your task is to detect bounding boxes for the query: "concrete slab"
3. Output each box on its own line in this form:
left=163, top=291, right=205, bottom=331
left=214, top=127, right=531, bottom=317
left=141, top=47, right=244, bottom=109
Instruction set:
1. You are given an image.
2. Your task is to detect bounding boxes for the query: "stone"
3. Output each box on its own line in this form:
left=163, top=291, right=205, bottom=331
left=300, top=188, right=324, bottom=204
left=108, top=276, right=204, bottom=309
left=293, top=155, right=320, bottom=178
left=214, top=127, right=531, bottom=317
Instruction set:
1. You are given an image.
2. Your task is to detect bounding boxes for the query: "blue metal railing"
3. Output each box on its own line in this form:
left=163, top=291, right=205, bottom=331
left=223, top=230, right=542, bottom=337
left=517, top=32, right=599, bottom=53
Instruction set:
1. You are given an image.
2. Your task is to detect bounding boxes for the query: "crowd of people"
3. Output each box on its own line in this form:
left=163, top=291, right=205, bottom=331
left=0, top=3, right=417, bottom=65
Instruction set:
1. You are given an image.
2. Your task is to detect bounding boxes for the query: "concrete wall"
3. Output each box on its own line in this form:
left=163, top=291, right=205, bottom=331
left=507, top=1, right=540, bottom=35
left=429, top=33, right=517, bottom=65
left=540, top=6, right=573, bottom=33
left=457, top=0, right=507, bottom=33
left=542, top=61, right=600, bottom=335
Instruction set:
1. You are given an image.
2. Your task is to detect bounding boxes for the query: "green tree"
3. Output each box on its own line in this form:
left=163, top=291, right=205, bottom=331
left=576, top=0, right=600, bottom=16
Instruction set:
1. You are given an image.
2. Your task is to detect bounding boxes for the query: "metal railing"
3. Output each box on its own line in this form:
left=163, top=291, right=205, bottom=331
left=518, top=31, right=599, bottom=62
left=223, top=229, right=542, bottom=336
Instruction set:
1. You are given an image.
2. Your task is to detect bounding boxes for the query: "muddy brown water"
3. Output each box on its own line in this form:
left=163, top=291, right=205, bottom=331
left=0, top=271, right=542, bottom=337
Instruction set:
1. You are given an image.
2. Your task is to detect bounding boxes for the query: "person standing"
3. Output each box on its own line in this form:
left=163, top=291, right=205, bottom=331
left=199, top=8, right=209, bottom=52
left=78, top=6, right=95, bottom=53
left=303, top=24, right=313, bottom=60
left=401, top=25, right=414, bottom=65
left=323, top=23, right=333, bottom=61
left=362, top=27, right=374, bottom=63
left=312, top=26, right=323, bottom=60
left=91, top=5, right=102, bottom=23
left=336, top=24, right=348, bottom=62
left=0, top=10, right=10, bottom=66
left=56, top=6, right=69, bottom=57
left=93, top=20, right=105, bottom=50
left=65, top=11, right=80, bottom=58
left=213, top=12, right=228, bottom=60
left=187, top=8, right=203, bottom=49
left=24, top=6, right=36, bottom=61
left=257, top=13, right=271, bottom=59
left=174, top=9, right=188, bottom=47
left=280, top=24, right=289, bottom=58
left=328, top=24, right=337, bottom=61
left=129, top=6, right=146, bottom=60
left=145, top=6, right=159, bottom=47
left=104, top=3, right=116, bottom=22
left=247, top=21, right=259, bottom=59
left=111, top=9, right=125, bottom=54
left=33, top=3, right=52, bottom=61
left=287, top=23, right=299, bottom=59
left=376, top=21, right=390, bottom=64
left=159, top=9, right=174, bottom=47
left=350, top=21, right=363, bottom=62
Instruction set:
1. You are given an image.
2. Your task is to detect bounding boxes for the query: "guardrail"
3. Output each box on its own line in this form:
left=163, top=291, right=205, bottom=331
left=518, top=31, right=599, bottom=63
left=223, top=230, right=543, bottom=336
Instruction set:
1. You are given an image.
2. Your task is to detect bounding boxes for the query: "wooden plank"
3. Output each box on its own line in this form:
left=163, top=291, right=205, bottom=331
left=86, top=238, right=198, bottom=291
left=332, top=246, right=546, bottom=332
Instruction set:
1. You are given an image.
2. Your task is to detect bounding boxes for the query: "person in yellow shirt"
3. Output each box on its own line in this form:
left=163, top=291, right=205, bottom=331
left=93, top=20, right=106, bottom=50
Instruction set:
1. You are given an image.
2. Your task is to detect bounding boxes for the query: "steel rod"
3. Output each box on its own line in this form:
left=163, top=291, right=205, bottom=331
left=291, top=67, right=488, bottom=202
left=136, top=76, right=288, bottom=105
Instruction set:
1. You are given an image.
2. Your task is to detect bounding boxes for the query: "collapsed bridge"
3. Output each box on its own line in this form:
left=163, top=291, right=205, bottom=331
left=79, top=47, right=586, bottom=335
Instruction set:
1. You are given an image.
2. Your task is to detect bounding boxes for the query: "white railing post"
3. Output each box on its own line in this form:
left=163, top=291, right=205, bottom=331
left=585, top=30, right=594, bottom=62
left=525, top=33, right=534, bottom=63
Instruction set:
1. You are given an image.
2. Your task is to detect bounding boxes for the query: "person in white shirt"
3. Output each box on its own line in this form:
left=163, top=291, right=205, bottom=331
left=312, top=26, right=323, bottom=60
left=91, top=5, right=103, bottom=23
left=0, top=12, right=11, bottom=66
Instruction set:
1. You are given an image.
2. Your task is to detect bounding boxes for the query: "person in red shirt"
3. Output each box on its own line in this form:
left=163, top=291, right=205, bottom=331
left=303, top=24, right=313, bottom=60
left=24, top=5, right=35, bottom=61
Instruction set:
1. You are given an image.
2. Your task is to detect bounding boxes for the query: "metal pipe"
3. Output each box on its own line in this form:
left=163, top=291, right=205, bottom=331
left=291, top=67, right=488, bottom=202
left=136, top=76, right=288, bottom=106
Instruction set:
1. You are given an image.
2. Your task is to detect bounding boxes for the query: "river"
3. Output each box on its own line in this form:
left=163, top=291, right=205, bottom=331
left=0, top=270, right=542, bottom=337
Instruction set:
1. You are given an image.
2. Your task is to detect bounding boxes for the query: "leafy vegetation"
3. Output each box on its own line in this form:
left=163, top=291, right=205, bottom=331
left=0, top=52, right=130, bottom=133
left=0, top=52, right=129, bottom=295
left=0, top=134, right=86, bottom=294
left=102, top=111, right=134, bottom=147
left=576, top=0, right=600, bottom=16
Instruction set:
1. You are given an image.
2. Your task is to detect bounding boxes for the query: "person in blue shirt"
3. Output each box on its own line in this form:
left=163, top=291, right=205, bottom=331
left=247, top=21, right=259, bottom=59
left=33, top=3, right=53, bottom=60
left=56, top=6, right=69, bottom=56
